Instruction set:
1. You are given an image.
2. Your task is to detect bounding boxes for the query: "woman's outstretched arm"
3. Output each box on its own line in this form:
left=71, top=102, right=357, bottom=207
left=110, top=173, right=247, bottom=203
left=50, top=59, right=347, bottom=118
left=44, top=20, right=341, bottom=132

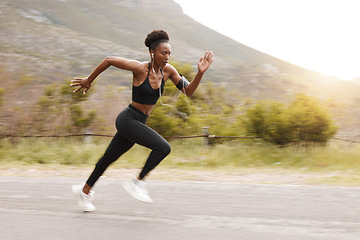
left=169, top=51, right=214, bottom=97
left=71, top=57, right=142, bottom=94
left=184, top=51, right=214, bottom=96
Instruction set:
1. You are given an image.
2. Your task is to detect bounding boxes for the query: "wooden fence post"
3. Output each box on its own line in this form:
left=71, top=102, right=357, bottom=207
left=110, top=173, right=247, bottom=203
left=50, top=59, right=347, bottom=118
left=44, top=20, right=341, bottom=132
left=202, top=127, right=209, bottom=145
left=83, top=129, right=92, bottom=144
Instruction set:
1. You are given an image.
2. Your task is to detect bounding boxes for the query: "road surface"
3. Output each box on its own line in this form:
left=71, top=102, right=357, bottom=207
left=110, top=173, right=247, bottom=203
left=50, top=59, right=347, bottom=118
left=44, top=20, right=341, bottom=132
left=1, top=176, right=360, bottom=240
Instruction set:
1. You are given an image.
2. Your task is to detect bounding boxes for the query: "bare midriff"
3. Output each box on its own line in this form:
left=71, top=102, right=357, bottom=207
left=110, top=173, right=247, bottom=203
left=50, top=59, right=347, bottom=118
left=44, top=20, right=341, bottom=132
left=130, top=101, right=155, bottom=115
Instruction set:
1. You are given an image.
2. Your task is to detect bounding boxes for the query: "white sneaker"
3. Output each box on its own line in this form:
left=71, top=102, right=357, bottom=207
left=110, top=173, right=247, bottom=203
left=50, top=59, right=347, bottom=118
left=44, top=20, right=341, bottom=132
left=122, top=176, right=153, bottom=203
left=72, top=184, right=96, bottom=212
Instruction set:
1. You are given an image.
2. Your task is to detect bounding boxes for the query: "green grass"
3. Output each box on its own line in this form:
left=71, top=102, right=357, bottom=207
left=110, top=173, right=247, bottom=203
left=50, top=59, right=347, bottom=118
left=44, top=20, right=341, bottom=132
left=1, top=137, right=359, bottom=173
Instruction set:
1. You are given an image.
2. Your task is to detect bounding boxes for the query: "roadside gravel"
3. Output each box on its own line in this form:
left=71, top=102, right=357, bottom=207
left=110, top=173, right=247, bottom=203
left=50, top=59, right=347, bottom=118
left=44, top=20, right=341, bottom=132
left=1, top=164, right=359, bottom=186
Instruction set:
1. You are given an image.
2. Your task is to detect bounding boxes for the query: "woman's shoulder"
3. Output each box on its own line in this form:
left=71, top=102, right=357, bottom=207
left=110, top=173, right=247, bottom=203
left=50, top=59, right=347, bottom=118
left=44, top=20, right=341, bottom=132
left=163, top=63, right=177, bottom=74
left=163, top=63, right=180, bottom=81
left=132, top=61, right=150, bottom=74
left=136, top=60, right=150, bottom=69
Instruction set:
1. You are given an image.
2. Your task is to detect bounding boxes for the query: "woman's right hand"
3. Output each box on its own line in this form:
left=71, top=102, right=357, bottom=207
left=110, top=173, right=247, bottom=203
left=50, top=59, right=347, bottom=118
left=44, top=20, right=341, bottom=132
left=70, top=77, right=92, bottom=94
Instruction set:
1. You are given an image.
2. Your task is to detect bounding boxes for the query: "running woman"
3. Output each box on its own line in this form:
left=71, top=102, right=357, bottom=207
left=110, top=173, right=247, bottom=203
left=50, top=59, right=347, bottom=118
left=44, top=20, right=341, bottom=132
left=71, top=30, right=214, bottom=211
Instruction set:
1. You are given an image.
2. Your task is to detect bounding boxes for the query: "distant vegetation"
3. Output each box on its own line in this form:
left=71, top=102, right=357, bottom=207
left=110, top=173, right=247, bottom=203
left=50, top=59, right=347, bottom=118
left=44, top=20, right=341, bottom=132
left=0, top=60, right=337, bottom=147
left=244, top=93, right=337, bottom=145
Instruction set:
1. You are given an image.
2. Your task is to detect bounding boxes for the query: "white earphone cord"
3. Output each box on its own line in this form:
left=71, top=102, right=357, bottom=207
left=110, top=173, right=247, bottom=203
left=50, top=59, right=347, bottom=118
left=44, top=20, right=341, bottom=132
left=151, top=57, right=191, bottom=118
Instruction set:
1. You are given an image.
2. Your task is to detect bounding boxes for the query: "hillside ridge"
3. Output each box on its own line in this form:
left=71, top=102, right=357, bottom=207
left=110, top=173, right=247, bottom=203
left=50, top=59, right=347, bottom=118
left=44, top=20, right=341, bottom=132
left=0, top=0, right=359, bottom=103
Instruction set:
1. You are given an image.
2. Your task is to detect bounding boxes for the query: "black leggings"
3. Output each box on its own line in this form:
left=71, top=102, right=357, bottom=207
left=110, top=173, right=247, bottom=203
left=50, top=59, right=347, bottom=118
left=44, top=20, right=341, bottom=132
left=86, top=104, right=171, bottom=187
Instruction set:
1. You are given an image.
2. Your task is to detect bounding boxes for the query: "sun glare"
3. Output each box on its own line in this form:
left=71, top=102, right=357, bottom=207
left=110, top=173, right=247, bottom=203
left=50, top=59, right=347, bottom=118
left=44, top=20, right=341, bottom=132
left=175, top=0, right=360, bottom=80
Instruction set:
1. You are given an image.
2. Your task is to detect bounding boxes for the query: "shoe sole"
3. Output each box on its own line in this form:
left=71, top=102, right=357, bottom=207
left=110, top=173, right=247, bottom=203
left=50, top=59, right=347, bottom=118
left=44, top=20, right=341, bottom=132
left=122, top=181, right=153, bottom=203
left=72, top=185, right=96, bottom=212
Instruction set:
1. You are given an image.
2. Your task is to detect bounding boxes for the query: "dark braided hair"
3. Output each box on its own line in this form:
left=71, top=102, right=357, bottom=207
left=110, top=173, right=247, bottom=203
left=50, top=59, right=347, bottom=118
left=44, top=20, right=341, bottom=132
left=144, top=30, right=169, bottom=51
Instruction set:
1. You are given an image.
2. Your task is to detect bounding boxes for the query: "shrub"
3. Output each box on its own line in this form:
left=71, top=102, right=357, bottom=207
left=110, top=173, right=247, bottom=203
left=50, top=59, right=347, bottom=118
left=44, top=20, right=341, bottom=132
left=0, top=88, right=4, bottom=107
left=289, top=93, right=337, bottom=143
left=244, top=93, right=337, bottom=145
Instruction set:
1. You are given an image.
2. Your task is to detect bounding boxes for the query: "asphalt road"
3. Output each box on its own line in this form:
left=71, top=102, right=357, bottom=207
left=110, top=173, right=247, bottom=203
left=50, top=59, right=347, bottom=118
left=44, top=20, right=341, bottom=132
left=1, top=176, right=360, bottom=240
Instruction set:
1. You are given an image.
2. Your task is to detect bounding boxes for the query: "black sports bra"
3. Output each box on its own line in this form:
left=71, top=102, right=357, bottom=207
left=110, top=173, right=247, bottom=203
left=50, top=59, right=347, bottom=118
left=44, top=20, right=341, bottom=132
left=132, top=63, right=165, bottom=105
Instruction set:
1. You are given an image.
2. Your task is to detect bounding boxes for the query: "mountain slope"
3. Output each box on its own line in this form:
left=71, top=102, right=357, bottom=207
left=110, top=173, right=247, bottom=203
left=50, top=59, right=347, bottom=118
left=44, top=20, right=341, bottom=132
left=1, top=0, right=359, bottom=103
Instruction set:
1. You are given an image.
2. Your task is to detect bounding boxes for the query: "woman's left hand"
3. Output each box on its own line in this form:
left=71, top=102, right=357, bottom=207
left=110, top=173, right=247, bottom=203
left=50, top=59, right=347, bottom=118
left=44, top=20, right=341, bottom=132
left=198, top=51, right=214, bottom=73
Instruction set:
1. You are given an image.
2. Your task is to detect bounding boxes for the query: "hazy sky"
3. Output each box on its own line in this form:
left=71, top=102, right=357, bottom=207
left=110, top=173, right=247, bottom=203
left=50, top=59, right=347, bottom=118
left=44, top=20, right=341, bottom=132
left=174, top=0, right=360, bottom=80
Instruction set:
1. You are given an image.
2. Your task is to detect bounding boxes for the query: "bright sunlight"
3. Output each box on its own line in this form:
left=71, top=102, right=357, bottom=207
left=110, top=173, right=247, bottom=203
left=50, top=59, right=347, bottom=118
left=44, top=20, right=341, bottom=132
left=174, top=0, right=360, bottom=80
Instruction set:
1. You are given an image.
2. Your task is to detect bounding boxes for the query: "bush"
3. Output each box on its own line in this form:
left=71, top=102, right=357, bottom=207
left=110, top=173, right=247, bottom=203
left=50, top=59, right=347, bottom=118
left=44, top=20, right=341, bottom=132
left=245, top=101, right=296, bottom=145
left=244, top=93, right=337, bottom=145
left=70, top=104, right=96, bottom=128
left=289, top=93, right=337, bottom=143
left=146, top=105, right=185, bottom=137
left=147, top=79, right=243, bottom=141
left=0, top=88, right=4, bottom=107
left=31, top=79, right=97, bottom=134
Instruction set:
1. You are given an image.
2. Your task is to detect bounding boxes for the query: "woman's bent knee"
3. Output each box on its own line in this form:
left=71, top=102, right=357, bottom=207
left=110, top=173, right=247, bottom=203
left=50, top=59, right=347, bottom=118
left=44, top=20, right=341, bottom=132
left=160, top=142, right=171, bottom=156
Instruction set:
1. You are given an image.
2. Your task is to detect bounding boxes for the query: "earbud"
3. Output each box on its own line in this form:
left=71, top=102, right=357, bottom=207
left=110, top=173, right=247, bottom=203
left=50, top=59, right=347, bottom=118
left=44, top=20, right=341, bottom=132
left=151, top=53, right=154, bottom=58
